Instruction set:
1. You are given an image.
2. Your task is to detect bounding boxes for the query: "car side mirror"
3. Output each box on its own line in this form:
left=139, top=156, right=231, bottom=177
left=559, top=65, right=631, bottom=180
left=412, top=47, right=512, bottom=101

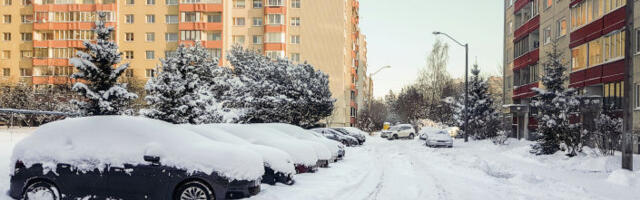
left=144, top=156, right=160, bottom=164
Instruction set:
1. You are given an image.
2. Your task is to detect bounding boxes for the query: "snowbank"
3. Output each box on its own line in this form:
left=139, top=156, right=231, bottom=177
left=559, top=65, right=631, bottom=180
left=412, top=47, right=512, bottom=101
left=211, top=124, right=319, bottom=166
left=182, top=124, right=295, bottom=174
left=10, top=116, right=264, bottom=181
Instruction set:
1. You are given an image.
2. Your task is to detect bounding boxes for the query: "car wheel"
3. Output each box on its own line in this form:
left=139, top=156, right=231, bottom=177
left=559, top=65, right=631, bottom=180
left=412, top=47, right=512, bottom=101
left=24, top=181, right=60, bottom=200
left=174, top=181, right=214, bottom=200
left=409, top=134, right=414, bottom=140
left=393, top=135, right=398, bottom=140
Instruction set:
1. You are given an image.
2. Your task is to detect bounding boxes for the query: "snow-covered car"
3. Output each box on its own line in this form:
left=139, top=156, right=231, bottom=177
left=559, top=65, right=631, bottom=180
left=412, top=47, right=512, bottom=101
left=382, top=124, right=416, bottom=140
left=212, top=124, right=322, bottom=173
left=425, top=130, right=454, bottom=148
left=312, top=128, right=359, bottom=146
left=256, top=123, right=341, bottom=165
left=334, top=127, right=367, bottom=145
left=9, top=116, right=264, bottom=200
left=182, top=124, right=296, bottom=185
left=419, top=127, right=442, bottom=140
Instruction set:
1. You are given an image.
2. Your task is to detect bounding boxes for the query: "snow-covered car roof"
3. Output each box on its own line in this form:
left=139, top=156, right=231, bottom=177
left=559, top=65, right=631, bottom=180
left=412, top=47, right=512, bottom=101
left=181, top=124, right=295, bottom=174
left=10, top=116, right=265, bottom=181
left=210, top=124, right=319, bottom=166
left=341, top=127, right=368, bottom=137
left=256, top=123, right=338, bottom=158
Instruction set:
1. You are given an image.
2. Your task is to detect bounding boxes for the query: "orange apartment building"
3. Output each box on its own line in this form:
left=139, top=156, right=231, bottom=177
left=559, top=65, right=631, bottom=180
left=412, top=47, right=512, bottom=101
left=0, top=0, right=370, bottom=127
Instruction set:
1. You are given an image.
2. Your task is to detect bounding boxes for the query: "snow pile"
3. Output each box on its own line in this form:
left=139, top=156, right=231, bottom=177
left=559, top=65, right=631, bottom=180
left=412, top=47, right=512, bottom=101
left=181, top=124, right=295, bottom=175
left=606, top=169, right=638, bottom=186
left=10, top=116, right=264, bottom=181
left=211, top=124, right=319, bottom=166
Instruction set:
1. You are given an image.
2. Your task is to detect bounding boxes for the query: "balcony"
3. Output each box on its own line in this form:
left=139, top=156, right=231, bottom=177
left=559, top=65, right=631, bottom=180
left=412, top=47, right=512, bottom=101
left=34, top=40, right=85, bottom=48
left=32, top=76, right=76, bottom=85
left=32, top=58, right=69, bottom=66
left=569, top=59, right=625, bottom=88
left=512, top=81, right=538, bottom=100
left=179, top=40, right=222, bottom=48
left=514, top=15, right=539, bottom=41
left=179, top=3, right=223, bottom=12
left=179, top=22, right=223, bottom=31
left=265, top=6, right=286, bottom=14
left=264, top=43, right=286, bottom=51
left=34, top=22, right=117, bottom=30
left=513, top=48, right=539, bottom=71
left=570, top=6, right=626, bottom=48
left=264, top=25, right=286, bottom=33
left=34, top=3, right=117, bottom=12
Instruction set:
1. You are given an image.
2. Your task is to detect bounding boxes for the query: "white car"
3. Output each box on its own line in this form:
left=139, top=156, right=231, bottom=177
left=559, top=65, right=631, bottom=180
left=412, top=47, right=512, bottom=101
left=182, top=124, right=296, bottom=185
left=211, top=124, right=324, bottom=173
left=256, top=123, right=342, bottom=164
left=425, top=129, right=454, bottom=148
left=382, top=124, right=416, bottom=140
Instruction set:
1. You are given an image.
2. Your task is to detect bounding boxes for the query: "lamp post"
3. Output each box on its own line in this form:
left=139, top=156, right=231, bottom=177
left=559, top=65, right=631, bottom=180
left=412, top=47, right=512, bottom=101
left=433, top=31, right=469, bottom=142
left=367, top=65, right=391, bottom=109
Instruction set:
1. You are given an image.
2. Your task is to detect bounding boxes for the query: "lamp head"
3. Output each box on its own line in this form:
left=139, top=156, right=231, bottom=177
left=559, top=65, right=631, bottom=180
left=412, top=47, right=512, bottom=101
left=433, top=31, right=441, bottom=35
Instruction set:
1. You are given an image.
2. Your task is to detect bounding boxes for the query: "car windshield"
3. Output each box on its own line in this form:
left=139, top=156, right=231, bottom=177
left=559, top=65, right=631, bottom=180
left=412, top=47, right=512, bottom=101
left=436, top=131, right=448, bottom=135
left=389, top=126, right=401, bottom=131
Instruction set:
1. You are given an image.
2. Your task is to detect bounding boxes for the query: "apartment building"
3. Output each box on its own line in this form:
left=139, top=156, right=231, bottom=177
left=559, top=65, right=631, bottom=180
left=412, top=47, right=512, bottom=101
left=0, top=0, right=367, bottom=127
left=503, top=0, right=638, bottom=152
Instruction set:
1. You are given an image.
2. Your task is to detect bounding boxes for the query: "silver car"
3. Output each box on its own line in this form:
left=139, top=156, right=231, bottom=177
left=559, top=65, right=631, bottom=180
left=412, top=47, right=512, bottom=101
left=425, top=130, right=453, bottom=148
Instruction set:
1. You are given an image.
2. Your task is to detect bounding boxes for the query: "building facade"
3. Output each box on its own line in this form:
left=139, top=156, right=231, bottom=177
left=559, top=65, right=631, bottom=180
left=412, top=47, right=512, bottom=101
left=0, top=0, right=367, bottom=127
left=503, top=0, right=638, bottom=152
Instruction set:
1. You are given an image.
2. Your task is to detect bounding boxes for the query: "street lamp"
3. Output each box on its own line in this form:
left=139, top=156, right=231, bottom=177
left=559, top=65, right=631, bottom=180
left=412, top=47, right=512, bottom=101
left=370, top=65, right=391, bottom=77
left=433, top=31, right=469, bottom=142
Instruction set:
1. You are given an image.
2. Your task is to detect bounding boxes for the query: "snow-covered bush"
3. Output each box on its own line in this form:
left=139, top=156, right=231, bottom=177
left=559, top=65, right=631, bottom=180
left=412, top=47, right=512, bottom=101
left=593, top=111, right=623, bottom=155
left=69, top=13, right=138, bottom=116
left=142, top=43, right=231, bottom=124
left=492, top=130, right=509, bottom=145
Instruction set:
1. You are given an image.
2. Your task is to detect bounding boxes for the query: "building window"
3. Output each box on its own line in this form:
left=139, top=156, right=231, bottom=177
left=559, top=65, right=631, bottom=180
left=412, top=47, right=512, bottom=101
left=181, top=30, right=201, bottom=40
left=233, top=17, right=245, bottom=26
left=146, top=15, right=155, bottom=23
left=20, top=50, right=32, bottom=58
left=145, top=32, right=155, bottom=42
left=233, top=35, right=245, bottom=44
left=588, top=38, right=603, bottom=67
left=166, top=15, right=178, bottom=24
left=557, top=18, right=567, bottom=38
left=603, top=30, right=625, bottom=62
left=1, top=51, right=10, bottom=59
left=146, top=51, right=155, bottom=59
left=266, top=51, right=283, bottom=59
left=125, top=51, right=134, bottom=59
left=165, top=50, right=176, bottom=58
left=266, top=0, right=282, bottom=6
left=145, top=69, right=156, bottom=78
left=182, top=12, right=199, bottom=22
left=3, top=32, right=11, bottom=41
left=3, top=0, right=11, bottom=5
left=2, top=68, right=9, bottom=76
left=21, top=15, right=32, bottom=24
left=207, top=13, right=221, bottom=23
left=265, top=32, right=285, bottom=43
left=166, top=0, right=177, bottom=5
left=21, top=33, right=32, bottom=41
left=571, top=43, right=587, bottom=71
left=126, top=0, right=134, bottom=5
left=252, top=17, right=263, bottom=26
left=291, top=53, right=300, bottom=62
left=146, top=0, right=154, bottom=4
left=267, top=14, right=283, bottom=25
left=125, top=69, right=134, bottom=78
left=252, top=35, right=263, bottom=44
left=252, top=0, right=261, bottom=8
left=603, top=81, right=624, bottom=110
left=291, top=0, right=300, bottom=8
left=543, top=0, right=552, bottom=10
left=207, top=32, right=221, bottom=41
left=543, top=26, right=551, bottom=44
left=207, top=48, right=221, bottom=58
left=125, top=33, right=134, bottom=41
left=126, top=15, right=134, bottom=24
left=514, top=0, right=538, bottom=29
left=291, top=17, right=300, bottom=26
left=20, top=68, right=31, bottom=77
left=234, top=0, right=245, bottom=8
left=3, top=15, right=11, bottom=24
left=165, top=32, right=178, bottom=41
left=21, top=0, right=30, bottom=5
left=572, top=0, right=611, bottom=31
left=290, top=35, right=300, bottom=44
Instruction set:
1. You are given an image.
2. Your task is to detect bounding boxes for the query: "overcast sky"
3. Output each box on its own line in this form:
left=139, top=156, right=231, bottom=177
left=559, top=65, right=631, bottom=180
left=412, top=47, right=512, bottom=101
left=360, top=0, right=504, bottom=98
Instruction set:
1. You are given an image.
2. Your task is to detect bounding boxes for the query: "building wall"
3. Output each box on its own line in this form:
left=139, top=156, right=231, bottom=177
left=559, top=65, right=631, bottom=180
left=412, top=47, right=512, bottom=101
left=0, top=0, right=365, bottom=127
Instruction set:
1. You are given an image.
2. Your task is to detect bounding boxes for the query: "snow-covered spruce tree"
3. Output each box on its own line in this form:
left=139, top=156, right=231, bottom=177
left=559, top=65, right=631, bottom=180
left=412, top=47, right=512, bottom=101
left=70, top=12, right=138, bottom=116
left=142, top=43, right=226, bottom=124
left=593, top=108, right=623, bottom=155
left=465, top=64, right=500, bottom=140
left=284, top=61, right=335, bottom=127
left=530, top=42, right=581, bottom=155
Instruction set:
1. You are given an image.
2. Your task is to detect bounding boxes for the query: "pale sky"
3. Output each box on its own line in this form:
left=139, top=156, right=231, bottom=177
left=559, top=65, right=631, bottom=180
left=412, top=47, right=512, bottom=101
left=360, top=0, right=504, bottom=98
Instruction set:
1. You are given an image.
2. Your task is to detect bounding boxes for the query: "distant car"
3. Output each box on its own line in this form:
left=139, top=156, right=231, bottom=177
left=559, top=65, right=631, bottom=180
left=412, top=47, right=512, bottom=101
left=382, top=124, right=416, bottom=140
left=425, top=130, right=454, bottom=148
left=312, top=128, right=359, bottom=146
left=307, top=130, right=346, bottom=161
left=418, top=127, right=442, bottom=140
left=212, top=124, right=321, bottom=174
left=9, top=116, right=264, bottom=200
left=256, top=123, right=339, bottom=167
left=335, top=127, right=367, bottom=145
left=183, top=124, right=296, bottom=185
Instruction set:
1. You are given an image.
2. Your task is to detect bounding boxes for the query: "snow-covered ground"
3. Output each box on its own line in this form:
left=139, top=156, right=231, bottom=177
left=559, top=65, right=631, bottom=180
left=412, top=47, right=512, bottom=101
left=1, top=128, right=639, bottom=200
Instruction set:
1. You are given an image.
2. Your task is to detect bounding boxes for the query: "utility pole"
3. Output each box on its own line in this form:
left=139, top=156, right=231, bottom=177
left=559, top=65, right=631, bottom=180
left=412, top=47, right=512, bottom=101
left=622, top=0, right=634, bottom=170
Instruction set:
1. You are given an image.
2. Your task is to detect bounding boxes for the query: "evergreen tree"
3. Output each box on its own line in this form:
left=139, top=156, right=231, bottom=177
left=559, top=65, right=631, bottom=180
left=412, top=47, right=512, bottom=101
left=142, top=43, right=227, bottom=124
left=285, top=62, right=335, bottom=127
left=530, top=42, right=581, bottom=155
left=464, top=64, right=500, bottom=139
left=69, top=12, right=138, bottom=116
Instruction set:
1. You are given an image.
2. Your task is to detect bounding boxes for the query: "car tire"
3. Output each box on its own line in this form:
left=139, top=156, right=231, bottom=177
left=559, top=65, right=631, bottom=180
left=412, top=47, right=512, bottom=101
left=409, top=134, right=414, bottom=140
left=23, top=181, right=60, bottom=200
left=174, top=181, right=214, bottom=200
left=393, top=135, right=398, bottom=140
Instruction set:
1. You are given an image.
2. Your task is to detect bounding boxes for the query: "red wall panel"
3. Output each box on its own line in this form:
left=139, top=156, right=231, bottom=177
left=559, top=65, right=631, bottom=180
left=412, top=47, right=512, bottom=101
left=514, top=0, right=531, bottom=13
left=514, top=15, right=540, bottom=41
left=514, top=48, right=539, bottom=71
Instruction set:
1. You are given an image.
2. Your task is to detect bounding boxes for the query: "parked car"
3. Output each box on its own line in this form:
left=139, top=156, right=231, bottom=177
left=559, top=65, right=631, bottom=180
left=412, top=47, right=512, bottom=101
left=335, top=127, right=367, bottom=144
left=307, top=130, right=346, bottom=161
left=425, top=130, right=454, bottom=148
left=418, top=127, right=442, bottom=140
left=212, top=124, right=321, bottom=174
left=312, top=128, right=359, bottom=146
left=257, top=123, right=341, bottom=165
left=9, top=116, right=264, bottom=200
left=183, top=124, right=296, bottom=185
left=382, top=124, right=416, bottom=140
